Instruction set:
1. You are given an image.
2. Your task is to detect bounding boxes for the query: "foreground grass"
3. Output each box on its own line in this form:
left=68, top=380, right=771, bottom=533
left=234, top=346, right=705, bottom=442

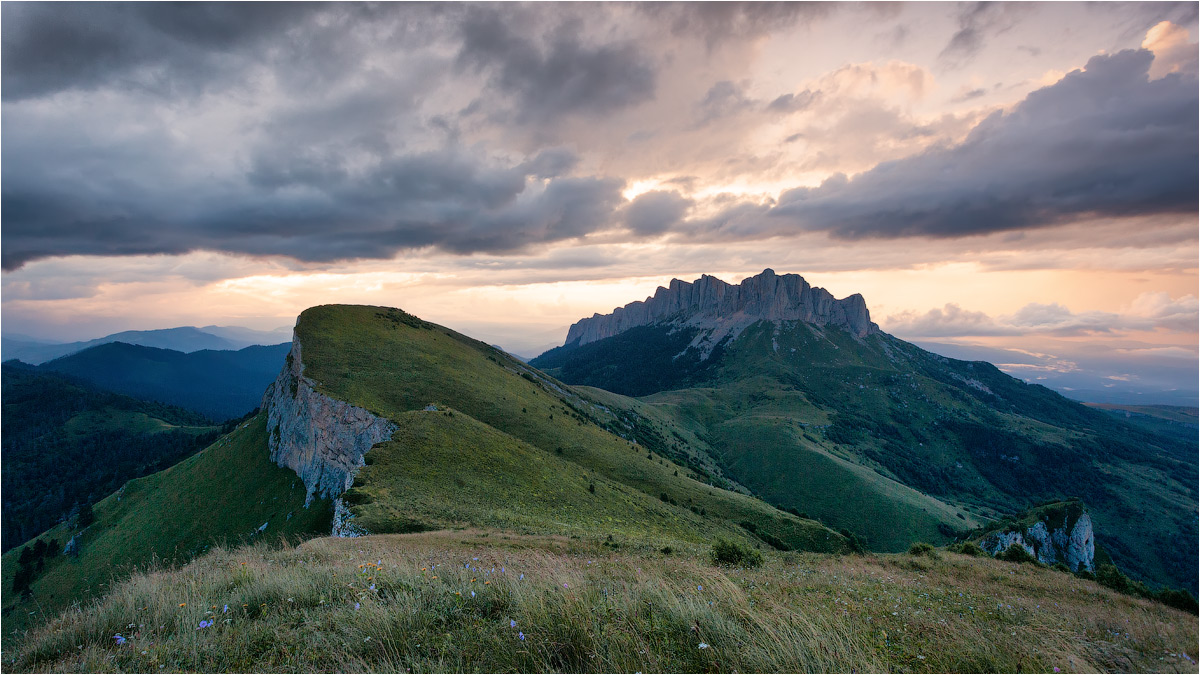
left=6, top=531, right=1196, bottom=673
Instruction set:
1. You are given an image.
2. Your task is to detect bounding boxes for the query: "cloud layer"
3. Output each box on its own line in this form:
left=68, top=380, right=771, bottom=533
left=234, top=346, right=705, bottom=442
left=1, top=3, right=1196, bottom=272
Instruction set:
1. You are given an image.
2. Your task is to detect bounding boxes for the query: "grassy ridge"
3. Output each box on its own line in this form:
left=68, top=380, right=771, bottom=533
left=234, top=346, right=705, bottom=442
left=1, top=414, right=332, bottom=639
left=296, top=305, right=847, bottom=554
left=5, top=531, right=1196, bottom=673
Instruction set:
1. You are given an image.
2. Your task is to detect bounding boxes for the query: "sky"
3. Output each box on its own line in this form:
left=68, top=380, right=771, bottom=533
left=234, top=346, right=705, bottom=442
left=2, top=2, right=1197, bottom=404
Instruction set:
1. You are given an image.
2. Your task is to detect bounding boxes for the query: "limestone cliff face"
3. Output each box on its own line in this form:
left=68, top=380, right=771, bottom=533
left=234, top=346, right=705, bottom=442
left=262, top=337, right=396, bottom=512
left=564, top=269, right=879, bottom=348
left=981, top=512, right=1095, bottom=572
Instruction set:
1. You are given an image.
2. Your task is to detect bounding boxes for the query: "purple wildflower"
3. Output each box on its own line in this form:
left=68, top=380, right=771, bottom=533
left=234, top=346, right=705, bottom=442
left=354, top=602, right=361, bottom=610
left=222, top=604, right=229, bottom=614
left=113, top=634, right=126, bottom=645
left=510, top=619, right=517, bottom=628
left=197, top=620, right=213, bottom=629
left=518, top=631, right=525, bottom=641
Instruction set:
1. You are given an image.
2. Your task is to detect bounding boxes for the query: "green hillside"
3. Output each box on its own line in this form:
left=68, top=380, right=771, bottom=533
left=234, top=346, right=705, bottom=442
left=1, top=414, right=332, bottom=636
left=1, top=364, right=221, bottom=552
left=3, top=305, right=847, bottom=643
left=531, top=319, right=1199, bottom=592
left=299, top=305, right=848, bottom=554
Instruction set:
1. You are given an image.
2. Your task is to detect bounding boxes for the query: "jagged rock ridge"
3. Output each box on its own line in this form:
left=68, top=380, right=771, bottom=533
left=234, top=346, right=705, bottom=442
left=563, top=269, right=879, bottom=350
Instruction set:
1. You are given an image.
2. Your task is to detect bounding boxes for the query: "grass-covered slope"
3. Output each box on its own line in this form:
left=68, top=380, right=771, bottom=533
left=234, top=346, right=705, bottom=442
left=533, top=319, right=1199, bottom=592
left=6, top=531, right=1197, bottom=673
left=298, top=305, right=847, bottom=554
left=1, top=413, right=332, bottom=637
left=1, top=364, right=220, bottom=552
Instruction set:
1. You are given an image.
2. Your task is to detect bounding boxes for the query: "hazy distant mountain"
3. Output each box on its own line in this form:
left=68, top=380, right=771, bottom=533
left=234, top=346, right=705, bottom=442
left=34, top=342, right=292, bottom=421
left=2, top=325, right=292, bottom=365
left=199, top=325, right=294, bottom=346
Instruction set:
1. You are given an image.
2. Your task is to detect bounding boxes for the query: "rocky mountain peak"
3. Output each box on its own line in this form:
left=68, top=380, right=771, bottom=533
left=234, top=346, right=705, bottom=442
left=563, top=269, right=879, bottom=348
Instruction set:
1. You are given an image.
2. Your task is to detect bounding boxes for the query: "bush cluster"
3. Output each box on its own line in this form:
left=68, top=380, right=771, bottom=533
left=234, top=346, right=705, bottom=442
left=710, top=537, right=763, bottom=568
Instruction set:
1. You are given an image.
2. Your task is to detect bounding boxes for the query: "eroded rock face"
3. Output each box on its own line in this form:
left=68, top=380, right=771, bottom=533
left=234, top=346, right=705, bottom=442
left=262, top=338, right=396, bottom=508
left=981, top=512, right=1095, bottom=572
left=563, top=268, right=879, bottom=347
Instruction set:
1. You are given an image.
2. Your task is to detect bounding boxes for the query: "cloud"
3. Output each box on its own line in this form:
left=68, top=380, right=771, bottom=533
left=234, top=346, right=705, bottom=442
left=0, top=140, right=626, bottom=269
left=0, top=3, right=351, bottom=101
left=1142, top=20, right=1199, bottom=78
left=938, top=2, right=1026, bottom=69
left=639, top=2, right=833, bottom=49
left=455, top=6, right=657, bottom=126
left=761, top=49, right=1197, bottom=241
left=886, top=293, right=1198, bottom=338
left=623, top=191, right=694, bottom=236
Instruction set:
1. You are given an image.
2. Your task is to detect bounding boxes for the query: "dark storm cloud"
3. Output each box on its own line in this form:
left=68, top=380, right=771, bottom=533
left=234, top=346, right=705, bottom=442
left=759, top=50, right=1198, bottom=241
left=0, top=144, right=625, bottom=269
left=456, top=5, right=657, bottom=125
left=1, top=2, right=326, bottom=100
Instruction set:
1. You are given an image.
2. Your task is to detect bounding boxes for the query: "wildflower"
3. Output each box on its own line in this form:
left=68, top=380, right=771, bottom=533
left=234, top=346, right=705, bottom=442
left=369, top=584, right=376, bottom=591
left=472, top=578, right=477, bottom=582
left=510, top=620, right=517, bottom=628
left=1053, top=669, right=1061, bottom=673
left=354, top=602, right=361, bottom=610
left=520, top=574, right=524, bottom=580
left=563, top=583, right=569, bottom=589
left=197, top=620, right=213, bottom=629
left=178, top=603, right=186, bottom=608
left=699, top=642, right=709, bottom=649
left=698, top=585, right=703, bottom=591
left=113, top=634, right=126, bottom=645
left=518, top=632, right=525, bottom=641
left=485, top=581, right=490, bottom=585
left=223, top=605, right=229, bottom=613
left=471, top=591, right=476, bottom=597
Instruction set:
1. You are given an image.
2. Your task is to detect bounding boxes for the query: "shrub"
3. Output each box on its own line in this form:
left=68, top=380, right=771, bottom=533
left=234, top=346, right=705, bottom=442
left=996, top=543, right=1039, bottom=565
left=840, top=529, right=867, bottom=555
left=711, top=537, right=763, bottom=568
left=958, top=541, right=984, bottom=557
left=1052, top=562, right=1071, bottom=574
left=908, top=541, right=936, bottom=556
left=1156, top=588, right=1199, bottom=615
left=660, top=546, right=673, bottom=555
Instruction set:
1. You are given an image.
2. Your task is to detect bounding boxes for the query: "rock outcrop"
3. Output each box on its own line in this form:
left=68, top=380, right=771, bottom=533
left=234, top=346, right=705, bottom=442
left=563, top=269, right=879, bottom=348
left=262, top=337, right=396, bottom=509
left=980, top=509, right=1095, bottom=572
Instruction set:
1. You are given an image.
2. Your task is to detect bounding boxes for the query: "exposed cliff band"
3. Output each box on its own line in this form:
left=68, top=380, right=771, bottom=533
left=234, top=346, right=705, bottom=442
left=564, top=268, right=879, bottom=348
left=980, top=512, right=1096, bottom=572
left=262, top=338, right=396, bottom=515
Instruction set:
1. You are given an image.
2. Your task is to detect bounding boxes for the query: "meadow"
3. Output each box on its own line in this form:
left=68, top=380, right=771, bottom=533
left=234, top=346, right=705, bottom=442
left=6, top=530, right=1197, bottom=673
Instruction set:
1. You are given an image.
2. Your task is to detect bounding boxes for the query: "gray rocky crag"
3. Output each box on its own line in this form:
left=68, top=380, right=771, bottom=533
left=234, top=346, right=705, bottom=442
left=981, top=511, right=1095, bottom=572
left=261, top=337, right=396, bottom=521
left=563, top=269, right=879, bottom=353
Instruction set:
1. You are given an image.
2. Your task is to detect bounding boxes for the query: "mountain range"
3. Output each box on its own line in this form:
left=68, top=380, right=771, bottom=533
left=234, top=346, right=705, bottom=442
left=1, top=325, right=292, bottom=365
left=531, top=269, right=1197, bottom=592
left=2, top=274, right=1195, bottom=670
left=28, top=342, right=292, bottom=422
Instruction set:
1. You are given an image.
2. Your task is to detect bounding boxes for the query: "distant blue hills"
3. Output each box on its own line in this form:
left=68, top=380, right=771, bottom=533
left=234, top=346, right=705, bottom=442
left=1, top=324, right=292, bottom=365
left=4, top=328, right=293, bottom=422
